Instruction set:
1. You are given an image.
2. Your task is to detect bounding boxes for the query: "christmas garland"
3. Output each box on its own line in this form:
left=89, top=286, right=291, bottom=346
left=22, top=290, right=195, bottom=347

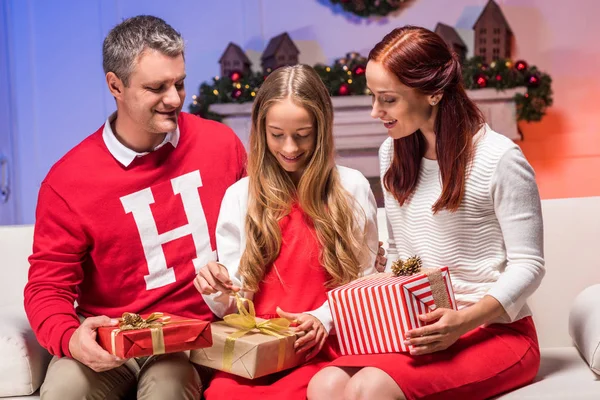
left=329, top=0, right=410, bottom=18
left=189, top=70, right=265, bottom=121
left=189, top=54, right=552, bottom=123
left=462, top=56, right=553, bottom=122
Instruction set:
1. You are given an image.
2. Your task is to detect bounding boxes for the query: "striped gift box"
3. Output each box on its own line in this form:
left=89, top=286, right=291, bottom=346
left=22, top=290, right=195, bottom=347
left=327, top=267, right=457, bottom=355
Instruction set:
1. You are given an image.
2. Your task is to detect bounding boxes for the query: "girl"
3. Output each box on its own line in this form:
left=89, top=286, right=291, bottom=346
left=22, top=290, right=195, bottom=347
left=194, top=64, right=380, bottom=400
left=308, top=26, right=545, bottom=400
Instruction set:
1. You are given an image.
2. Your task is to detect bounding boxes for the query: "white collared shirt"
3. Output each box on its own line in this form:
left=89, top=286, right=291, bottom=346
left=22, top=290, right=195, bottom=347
left=102, top=113, right=180, bottom=167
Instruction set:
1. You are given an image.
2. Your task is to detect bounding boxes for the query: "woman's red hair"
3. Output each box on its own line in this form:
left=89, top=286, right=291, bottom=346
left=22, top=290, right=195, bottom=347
left=371, top=26, right=485, bottom=212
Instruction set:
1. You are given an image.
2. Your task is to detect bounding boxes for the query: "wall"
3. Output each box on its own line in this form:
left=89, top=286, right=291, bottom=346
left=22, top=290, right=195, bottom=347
left=5, top=0, right=600, bottom=223
left=0, top=0, right=18, bottom=225
left=6, top=0, right=259, bottom=224
left=503, top=0, right=600, bottom=199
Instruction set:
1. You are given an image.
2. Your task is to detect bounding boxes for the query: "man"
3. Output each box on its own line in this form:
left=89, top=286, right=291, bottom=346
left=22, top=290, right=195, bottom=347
left=24, top=15, right=246, bottom=399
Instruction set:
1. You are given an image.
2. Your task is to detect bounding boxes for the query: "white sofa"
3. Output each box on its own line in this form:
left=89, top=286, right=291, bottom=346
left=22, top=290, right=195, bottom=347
left=1, top=197, right=600, bottom=399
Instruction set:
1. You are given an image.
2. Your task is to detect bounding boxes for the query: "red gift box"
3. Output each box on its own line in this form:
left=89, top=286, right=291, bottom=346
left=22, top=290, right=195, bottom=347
left=97, top=313, right=212, bottom=358
left=327, top=266, right=457, bottom=355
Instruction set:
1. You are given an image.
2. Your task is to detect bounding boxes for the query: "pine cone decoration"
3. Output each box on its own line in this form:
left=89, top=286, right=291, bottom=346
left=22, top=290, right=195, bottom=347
left=391, top=255, right=422, bottom=276
left=391, top=259, right=404, bottom=276
left=120, top=312, right=145, bottom=329
left=404, top=255, right=422, bottom=274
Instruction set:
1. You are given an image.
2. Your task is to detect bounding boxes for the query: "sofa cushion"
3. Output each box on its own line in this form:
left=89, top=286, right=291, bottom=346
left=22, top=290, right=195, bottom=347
left=496, top=347, right=600, bottom=399
left=0, top=304, right=51, bottom=397
left=569, top=284, right=600, bottom=374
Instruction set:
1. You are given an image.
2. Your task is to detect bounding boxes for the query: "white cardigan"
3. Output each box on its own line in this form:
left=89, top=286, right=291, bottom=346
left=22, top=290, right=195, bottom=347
left=202, top=165, right=379, bottom=333
left=380, top=125, right=545, bottom=323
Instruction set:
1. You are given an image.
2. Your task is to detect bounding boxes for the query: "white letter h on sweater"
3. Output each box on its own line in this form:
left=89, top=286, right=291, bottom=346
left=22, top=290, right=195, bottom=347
left=120, top=170, right=214, bottom=290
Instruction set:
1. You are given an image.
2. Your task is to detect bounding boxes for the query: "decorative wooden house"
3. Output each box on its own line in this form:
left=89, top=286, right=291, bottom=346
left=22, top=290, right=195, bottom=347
left=261, top=32, right=300, bottom=74
left=219, top=42, right=252, bottom=77
left=473, top=0, right=513, bottom=63
left=434, top=23, right=467, bottom=64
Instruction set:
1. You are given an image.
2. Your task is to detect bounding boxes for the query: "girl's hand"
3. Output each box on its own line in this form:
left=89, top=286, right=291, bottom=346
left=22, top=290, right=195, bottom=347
left=404, top=308, right=471, bottom=355
left=276, top=307, right=328, bottom=360
left=194, top=261, right=240, bottom=295
left=375, top=241, right=387, bottom=272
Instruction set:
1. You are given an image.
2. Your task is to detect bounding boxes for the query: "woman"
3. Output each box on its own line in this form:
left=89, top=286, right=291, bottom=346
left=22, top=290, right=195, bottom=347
left=308, top=26, right=545, bottom=400
left=194, top=64, right=380, bottom=400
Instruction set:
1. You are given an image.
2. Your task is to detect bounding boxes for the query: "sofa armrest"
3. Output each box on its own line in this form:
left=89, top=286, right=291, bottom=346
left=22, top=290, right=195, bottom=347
left=569, top=284, right=600, bottom=375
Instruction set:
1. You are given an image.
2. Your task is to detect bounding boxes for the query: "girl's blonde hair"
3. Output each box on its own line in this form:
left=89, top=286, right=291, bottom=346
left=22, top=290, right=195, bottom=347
left=239, top=64, right=367, bottom=292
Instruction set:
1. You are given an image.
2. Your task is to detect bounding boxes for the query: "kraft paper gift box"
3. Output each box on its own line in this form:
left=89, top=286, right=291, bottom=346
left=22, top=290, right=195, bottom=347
left=97, top=312, right=212, bottom=359
left=328, top=263, right=457, bottom=355
left=190, top=295, right=305, bottom=379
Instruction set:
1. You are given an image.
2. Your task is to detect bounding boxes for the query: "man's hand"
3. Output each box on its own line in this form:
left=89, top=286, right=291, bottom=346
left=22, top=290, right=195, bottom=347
left=276, top=307, right=328, bottom=361
left=194, top=261, right=240, bottom=295
left=69, top=316, right=127, bottom=372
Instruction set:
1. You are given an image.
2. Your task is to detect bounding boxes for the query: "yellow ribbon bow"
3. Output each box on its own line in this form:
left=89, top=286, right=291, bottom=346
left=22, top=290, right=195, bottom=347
left=221, top=293, right=293, bottom=372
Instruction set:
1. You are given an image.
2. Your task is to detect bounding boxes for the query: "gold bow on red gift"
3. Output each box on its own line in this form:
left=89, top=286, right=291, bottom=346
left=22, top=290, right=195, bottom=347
left=118, top=312, right=171, bottom=330
left=109, top=312, right=171, bottom=356
left=221, top=293, right=294, bottom=372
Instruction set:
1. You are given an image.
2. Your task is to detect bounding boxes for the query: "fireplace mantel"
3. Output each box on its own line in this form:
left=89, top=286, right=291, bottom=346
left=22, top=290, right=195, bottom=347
left=211, top=87, right=525, bottom=178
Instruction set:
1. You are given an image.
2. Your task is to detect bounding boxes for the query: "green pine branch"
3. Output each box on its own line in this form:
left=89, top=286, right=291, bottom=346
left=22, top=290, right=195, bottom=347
left=190, top=55, right=552, bottom=123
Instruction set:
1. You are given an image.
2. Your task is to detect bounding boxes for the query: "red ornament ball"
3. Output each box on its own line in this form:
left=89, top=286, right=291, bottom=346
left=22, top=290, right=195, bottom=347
left=527, top=74, right=540, bottom=88
left=515, top=60, right=528, bottom=72
left=232, top=89, right=243, bottom=99
left=338, top=83, right=351, bottom=96
left=495, top=74, right=502, bottom=81
left=229, top=70, right=242, bottom=82
left=352, top=65, right=366, bottom=75
left=475, top=74, right=488, bottom=88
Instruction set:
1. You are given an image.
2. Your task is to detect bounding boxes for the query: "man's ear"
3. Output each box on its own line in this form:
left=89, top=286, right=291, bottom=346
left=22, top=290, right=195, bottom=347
left=106, top=72, right=124, bottom=99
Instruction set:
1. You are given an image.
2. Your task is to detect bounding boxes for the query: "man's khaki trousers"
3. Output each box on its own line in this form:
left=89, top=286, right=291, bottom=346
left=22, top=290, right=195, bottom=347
left=40, top=352, right=203, bottom=400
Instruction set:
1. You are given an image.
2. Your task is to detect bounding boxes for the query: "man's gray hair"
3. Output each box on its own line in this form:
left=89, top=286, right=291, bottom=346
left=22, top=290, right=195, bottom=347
left=103, top=15, right=184, bottom=86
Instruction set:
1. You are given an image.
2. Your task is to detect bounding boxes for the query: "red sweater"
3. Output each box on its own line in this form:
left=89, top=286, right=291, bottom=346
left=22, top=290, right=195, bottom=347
left=24, top=112, right=246, bottom=357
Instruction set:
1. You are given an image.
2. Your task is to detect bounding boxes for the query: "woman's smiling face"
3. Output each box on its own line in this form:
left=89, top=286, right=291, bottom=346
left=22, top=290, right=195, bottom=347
left=366, top=60, right=434, bottom=140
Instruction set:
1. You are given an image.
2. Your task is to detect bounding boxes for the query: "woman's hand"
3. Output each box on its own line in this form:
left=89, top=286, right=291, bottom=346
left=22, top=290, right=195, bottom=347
left=405, top=295, right=506, bottom=355
left=193, top=261, right=240, bottom=295
left=276, top=307, right=328, bottom=360
left=404, top=308, right=471, bottom=355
